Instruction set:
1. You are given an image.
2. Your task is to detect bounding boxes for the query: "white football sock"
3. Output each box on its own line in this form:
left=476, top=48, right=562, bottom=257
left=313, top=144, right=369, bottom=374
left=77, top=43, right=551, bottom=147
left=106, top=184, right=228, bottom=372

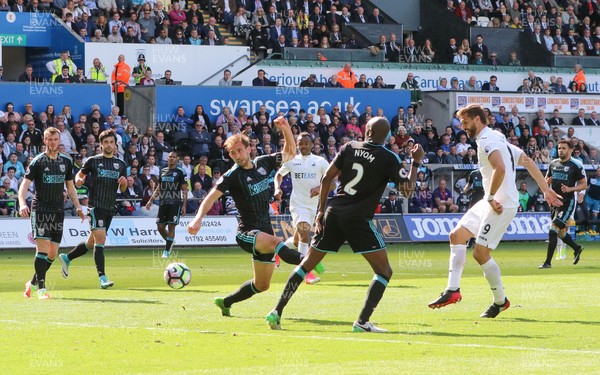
left=298, top=242, right=309, bottom=256
left=480, top=257, right=506, bottom=304
left=284, top=237, right=297, bottom=250
left=447, top=244, right=467, bottom=291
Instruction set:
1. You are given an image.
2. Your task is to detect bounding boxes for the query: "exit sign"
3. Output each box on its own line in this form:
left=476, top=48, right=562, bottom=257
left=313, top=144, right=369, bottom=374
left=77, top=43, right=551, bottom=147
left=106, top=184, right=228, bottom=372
left=0, top=34, right=27, bottom=46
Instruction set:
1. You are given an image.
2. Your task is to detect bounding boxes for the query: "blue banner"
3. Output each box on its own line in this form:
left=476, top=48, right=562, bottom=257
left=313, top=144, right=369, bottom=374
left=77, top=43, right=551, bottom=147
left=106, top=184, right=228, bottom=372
left=402, top=212, right=552, bottom=242
left=271, top=214, right=411, bottom=244
left=0, top=83, right=111, bottom=121
left=0, top=12, right=53, bottom=47
left=155, top=86, right=411, bottom=124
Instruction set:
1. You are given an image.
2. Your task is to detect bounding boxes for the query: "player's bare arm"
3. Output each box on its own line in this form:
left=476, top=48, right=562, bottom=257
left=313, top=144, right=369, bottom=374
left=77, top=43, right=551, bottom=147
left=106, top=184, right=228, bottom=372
left=181, top=183, right=188, bottom=216
left=118, top=176, right=128, bottom=192
left=315, top=163, right=341, bottom=233
left=146, top=185, right=160, bottom=209
left=398, top=144, right=424, bottom=198
left=273, top=171, right=285, bottom=200
left=273, top=116, right=297, bottom=163
left=518, top=153, right=563, bottom=207
left=187, top=188, right=224, bottom=235
left=18, top=178, right=32, bottom=217
left=74, top=170, right=87, bottom=187
left=66, top=180, right=86, bottom=222
left=561, top=177, right=587, bottom=194
left=487, top=150, right=506, bottom=214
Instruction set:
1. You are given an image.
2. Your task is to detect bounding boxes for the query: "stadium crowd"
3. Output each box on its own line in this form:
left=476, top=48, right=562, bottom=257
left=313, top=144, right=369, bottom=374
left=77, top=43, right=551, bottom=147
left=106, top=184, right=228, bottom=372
left=0, top=87, right=598, bottom=218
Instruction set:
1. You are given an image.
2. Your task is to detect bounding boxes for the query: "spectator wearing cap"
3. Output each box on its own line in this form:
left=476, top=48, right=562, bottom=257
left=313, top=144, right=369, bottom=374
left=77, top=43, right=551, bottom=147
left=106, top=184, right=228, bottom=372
left=132, top=54, right=150, bottom=85
left=380, top=191, right=402, bottom=213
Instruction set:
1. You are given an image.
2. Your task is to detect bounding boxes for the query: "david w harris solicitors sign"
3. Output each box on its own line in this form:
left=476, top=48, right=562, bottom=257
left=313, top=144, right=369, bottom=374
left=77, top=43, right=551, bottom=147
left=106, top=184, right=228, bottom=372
left=404, top=213, right=552, bottom=242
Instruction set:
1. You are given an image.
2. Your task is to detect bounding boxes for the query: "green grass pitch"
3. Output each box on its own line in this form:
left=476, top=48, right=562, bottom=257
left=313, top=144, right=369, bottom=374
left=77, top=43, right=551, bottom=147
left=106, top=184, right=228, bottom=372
left=1, top=242, right=599, bottom=374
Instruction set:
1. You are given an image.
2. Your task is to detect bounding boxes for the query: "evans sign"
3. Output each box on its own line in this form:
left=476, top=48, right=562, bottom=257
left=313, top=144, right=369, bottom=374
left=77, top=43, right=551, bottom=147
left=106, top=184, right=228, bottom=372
left=404, top=213, right=552, bottom=242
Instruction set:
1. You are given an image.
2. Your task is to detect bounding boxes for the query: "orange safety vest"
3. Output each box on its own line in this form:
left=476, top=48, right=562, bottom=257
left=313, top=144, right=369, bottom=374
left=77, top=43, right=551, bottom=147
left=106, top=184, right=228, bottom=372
left=111, top=61, right=131, bottom=93
left=574, top=70, right=586, bottom=91
left=337, top=69, right=358, bottom=88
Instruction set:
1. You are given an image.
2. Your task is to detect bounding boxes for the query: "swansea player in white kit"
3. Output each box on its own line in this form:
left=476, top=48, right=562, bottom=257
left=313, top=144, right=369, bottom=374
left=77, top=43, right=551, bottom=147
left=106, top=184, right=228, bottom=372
left=428, top=104, right=562, bottom=318
left=274, top=132, right=330, bottom=284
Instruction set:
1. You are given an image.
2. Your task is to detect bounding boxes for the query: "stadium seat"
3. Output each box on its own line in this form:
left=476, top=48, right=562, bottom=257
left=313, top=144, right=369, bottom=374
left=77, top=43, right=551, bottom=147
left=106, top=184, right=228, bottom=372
left=477, top=16, right=489, bottom=27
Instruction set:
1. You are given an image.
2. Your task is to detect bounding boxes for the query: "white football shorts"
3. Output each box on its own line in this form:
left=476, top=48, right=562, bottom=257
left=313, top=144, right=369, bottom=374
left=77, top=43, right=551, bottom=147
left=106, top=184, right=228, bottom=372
left=290, top=207, right=316, bottom=229
left=457, top=199, right=517, bottom=249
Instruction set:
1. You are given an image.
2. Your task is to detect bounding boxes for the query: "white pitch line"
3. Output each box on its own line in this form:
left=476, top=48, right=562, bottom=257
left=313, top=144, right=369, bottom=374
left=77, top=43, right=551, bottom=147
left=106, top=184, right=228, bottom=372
left=1, top=319, right=599, bottom=355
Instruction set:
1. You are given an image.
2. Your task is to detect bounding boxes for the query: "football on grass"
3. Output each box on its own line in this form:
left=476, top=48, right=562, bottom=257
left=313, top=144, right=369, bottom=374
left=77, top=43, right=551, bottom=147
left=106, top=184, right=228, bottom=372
left=164, top=263, right=191, bottom=289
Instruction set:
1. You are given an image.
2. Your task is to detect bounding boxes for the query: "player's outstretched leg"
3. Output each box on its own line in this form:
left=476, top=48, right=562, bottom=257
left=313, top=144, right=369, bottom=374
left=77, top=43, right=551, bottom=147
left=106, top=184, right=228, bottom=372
left=267, top=248, right=326, bottom=330
left=61, top=242, right=92, bottom=278
left=218, top=280, right=263, bottom=316
left=298, top=241, right=322, bottom=284
left=559, top=231, right=584, bottom=265
left=275, top=241, right=303, bottom=265
left=353, top=250, right=392, bottom=333
left=539, top=229, right=558, bottom=269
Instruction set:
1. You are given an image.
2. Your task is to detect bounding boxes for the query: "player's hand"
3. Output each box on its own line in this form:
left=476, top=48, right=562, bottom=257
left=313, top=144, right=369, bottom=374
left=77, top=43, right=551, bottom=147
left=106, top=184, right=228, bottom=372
left=273, top=188, right=283, bottom=201
left=314, top=212, right=324, bottom=234
left=488, top=199, right=503, bottom=214
left=76, top=208, right=85, bottom=222
left=577, top=193, right=584, bottom=204
left=187, top=219, right=202, bottom=235
left=118, top=176, right=128, bottom=186
left=145, top=201, right=152, bottom=210
left=181, top=206, right=187, bottom=216
left=309, top=186, right=320, bottom=198
left=410, top=144, right=425, bottom=164
left=544, top=189, right=563, bottom=207
left=75, top=175, right=86, bottom=187
left=272, top=116, right=290, bottom=130
left=560, top=183, right=571, bottom=193
left=19, top=205, right=30, bottom=218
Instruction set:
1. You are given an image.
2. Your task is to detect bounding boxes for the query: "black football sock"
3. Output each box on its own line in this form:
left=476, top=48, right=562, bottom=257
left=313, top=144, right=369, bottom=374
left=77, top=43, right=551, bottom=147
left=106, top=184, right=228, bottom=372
left=30, top=273, right=37, bottom=286
left=35, top=253, right=49, bottom=290
left=545, top=230, right=558, bottom=265
left=275, top=265, right=308, bottom=316
left=165, top=237, right=174, bottom=252
left=560, top=233, right=580, bottom=250
left=275, top=242, right=303, bottom=265
left=67, top=242, right=91, bottom=261
left=223, top=280, right=261, bottom=307
left=94, top=244, right=106, bottom=277
left=46, top=257, right=54, bottom=272
left=358, top=274, right=390, bottom=325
